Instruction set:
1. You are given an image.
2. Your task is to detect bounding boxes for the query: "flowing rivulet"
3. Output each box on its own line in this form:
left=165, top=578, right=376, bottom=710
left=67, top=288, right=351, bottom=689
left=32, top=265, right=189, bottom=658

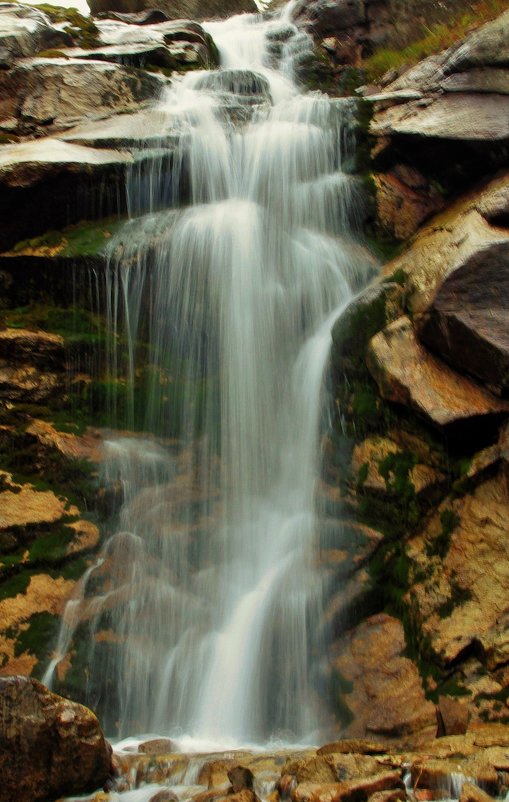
left=45, top=2, right=371, bottom=746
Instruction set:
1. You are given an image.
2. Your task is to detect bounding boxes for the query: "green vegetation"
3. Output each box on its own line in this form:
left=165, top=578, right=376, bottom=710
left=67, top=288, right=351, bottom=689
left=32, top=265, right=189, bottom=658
left=329, top=667, right=355, bottom=727
left=10, top=217, right=125, bottom=258
left=426, top=508, right=460, bottom=559
left=33, top=4, right=100, bottom=49
left=364, top=0, right=509, bottom=81
left=13, top=611, right=59, bottom=662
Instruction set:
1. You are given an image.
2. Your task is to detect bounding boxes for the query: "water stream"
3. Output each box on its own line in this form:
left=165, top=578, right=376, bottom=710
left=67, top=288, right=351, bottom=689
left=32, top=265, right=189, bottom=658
left=46, top=3, right=372, bottom=747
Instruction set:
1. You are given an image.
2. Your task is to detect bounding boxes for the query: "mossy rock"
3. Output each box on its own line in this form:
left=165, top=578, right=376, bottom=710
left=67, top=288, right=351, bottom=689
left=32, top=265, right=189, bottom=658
left=33, top=4, right=100, bottom=49
left=10, top=217, right=126, bottom=259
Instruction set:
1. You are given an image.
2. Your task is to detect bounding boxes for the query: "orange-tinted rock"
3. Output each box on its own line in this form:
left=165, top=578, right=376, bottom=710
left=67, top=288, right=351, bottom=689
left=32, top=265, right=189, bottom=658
left=138, top=737, right=176, bottom=755
left=374, top=168, right=444, bottom=240
left=331, top=614, right=437, bottom=745
left=0, top=676, right=111, bottom=802
left=437, top=696, right=470, bottom=737
left=367, top=317, right=509, bottom=430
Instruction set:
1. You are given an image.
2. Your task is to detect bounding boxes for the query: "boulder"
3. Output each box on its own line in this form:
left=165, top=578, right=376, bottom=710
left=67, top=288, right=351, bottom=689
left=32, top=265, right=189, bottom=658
left=437, top=696, right=470, bottom=737
left=0, top=4, right=72, bottom=66
left=371, top=93, right=509, bottom=142
left=60, top=109, right=182, bottom=149
left=417, top=240, right=509, bottom=396
left=366, top=317, right=509, bottom=432
left=459, top=783, right=494, bottom=802
left=290, top=0, right=390, bottom=49
left=330, top=613, right=437, bottom=745
left=193, top=69, right=272, bottom=104
left=87, top=0, right=257, bottom=21
left=139, top=737, right=176, bottom=754
left=382, top=172, right=509, bottom=316
left=0, top=58, right=164, bottom=135
left=291, top=772, right=404, bottom=802
left=0, top=676, right=111, bottom=802
left=0, top=328, right=64, bottom=367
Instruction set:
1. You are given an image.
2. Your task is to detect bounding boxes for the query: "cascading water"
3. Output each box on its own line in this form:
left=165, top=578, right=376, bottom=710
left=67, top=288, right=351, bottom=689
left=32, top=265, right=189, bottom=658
left=45, top=4, right=372, bottom=746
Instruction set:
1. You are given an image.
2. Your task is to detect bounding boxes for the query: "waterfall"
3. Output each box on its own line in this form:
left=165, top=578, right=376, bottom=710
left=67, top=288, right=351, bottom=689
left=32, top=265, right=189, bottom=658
left=45, top=5, right=371, bottom=746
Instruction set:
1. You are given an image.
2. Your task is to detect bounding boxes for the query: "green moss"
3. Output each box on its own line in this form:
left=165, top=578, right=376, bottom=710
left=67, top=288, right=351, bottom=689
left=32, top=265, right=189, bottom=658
left=13, top=611, right=60, bottom=662
left=356, top=461, right=369, bottom=490
left=426, top=508, right=460, bottom=558
left=11, top=217, right=124, bottom=258
left=28, top=526, right=75, bottom=564
left=384, top=267, right=407, bottom=286
left=0, top=571, right=32, bottom=602
left=437, top=573, right=472, bottom=619
left=33, top=4, right=100, bottom=49
left=36, top=49, right=68, bottom=58
left=329, top=667, right=355, bottom=728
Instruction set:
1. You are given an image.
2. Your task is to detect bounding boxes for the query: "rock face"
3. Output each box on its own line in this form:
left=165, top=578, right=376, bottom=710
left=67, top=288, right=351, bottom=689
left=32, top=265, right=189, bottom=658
left=331, top=614, right=437, bottom=745
left=87, top=0, right=257, bottom=21
left=0, top=58, right=164, bottom=133
left=0, top=4, right=72, bottom=66
left=366, top=316, right=509, bottom=431
left=417, top=240, right=509, bottom=396
left=365, top=11, right=509, bottom=238
left=0, top=676, right=111, bottom=802
left=0, top=139, right=133, bottom=250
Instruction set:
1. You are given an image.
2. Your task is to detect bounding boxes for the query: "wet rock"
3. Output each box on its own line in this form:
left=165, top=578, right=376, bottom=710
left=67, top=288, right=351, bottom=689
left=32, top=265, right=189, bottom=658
left=0, top=139, right=133, bottom=250
left=193, top=69, right=272, bottom=104
left=98, top=8, right=171, bottom=23
left=0, top=4, right=72, bottom=66
left=0, top=58, right=164, bottom=135
left=0, top=474, right=74, bottom=530
left=228, top=766, right=255, bottom=792
left=367, top=317, right=509, bottom=432
left=25, top=419, right=103, bottom=463
left=87, top=0, right=257, bottom=22
left=0, top=676, right=112, bottom=802
left=371, top=93, right=509, bottom=142
left=437, top=696, right=470, bottom=737
left=351, top=435, right=441, bottom=497
left=373, top=166, right=445, bottom=241
left=331, top=614, right=437, bottom=745
left=291, top=0, right=390, bottom=51
left=317, top=740, right=390, bottom=756
left=458, top=783, right=494, bottom=802
left=0, top=328, right=64, bottom=367
left=60, top=109, right=183, bottom=149
left=291, top=772, right=404, bottom=802
left=417, top=239, right=509, bottom=397
left=150, top=790, right=179, bottom=802
left=139, top=737, right=176, bottom=754
left=407, top=468, right=509, bottom=666
left=382, top=172, right=509, bottom=316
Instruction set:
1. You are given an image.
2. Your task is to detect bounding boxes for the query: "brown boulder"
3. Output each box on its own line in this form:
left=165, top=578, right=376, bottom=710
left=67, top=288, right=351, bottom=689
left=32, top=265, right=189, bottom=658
left=138, top=737, right=176, bottom=754
left=417, top=240, right=509, bottom=396
left=437, top=696, right=470, bottom=737
left=459, top=783, right=494, bottom=802
left=330, top=614, right=436, bottom=745
left=0, top=676, right=111, bottom=802
left=367, top=316, right=509, bottom=431
left=291, top=772, right=404, bottom=802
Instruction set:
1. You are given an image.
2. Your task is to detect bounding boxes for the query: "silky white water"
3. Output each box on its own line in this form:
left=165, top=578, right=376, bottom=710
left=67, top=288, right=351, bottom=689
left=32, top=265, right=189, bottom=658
left=46, top=6, right=371, bottom=745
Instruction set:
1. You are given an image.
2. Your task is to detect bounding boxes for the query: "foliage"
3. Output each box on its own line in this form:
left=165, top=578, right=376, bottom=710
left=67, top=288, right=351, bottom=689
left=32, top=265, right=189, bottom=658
left=364, top=0, right=509, bottom=81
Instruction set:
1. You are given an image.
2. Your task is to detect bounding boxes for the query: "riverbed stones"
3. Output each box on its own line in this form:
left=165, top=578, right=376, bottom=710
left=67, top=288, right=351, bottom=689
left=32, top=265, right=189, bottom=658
left=0, top=328, right=67, bottom=401
left=0, top=676, right=112, bottom=802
